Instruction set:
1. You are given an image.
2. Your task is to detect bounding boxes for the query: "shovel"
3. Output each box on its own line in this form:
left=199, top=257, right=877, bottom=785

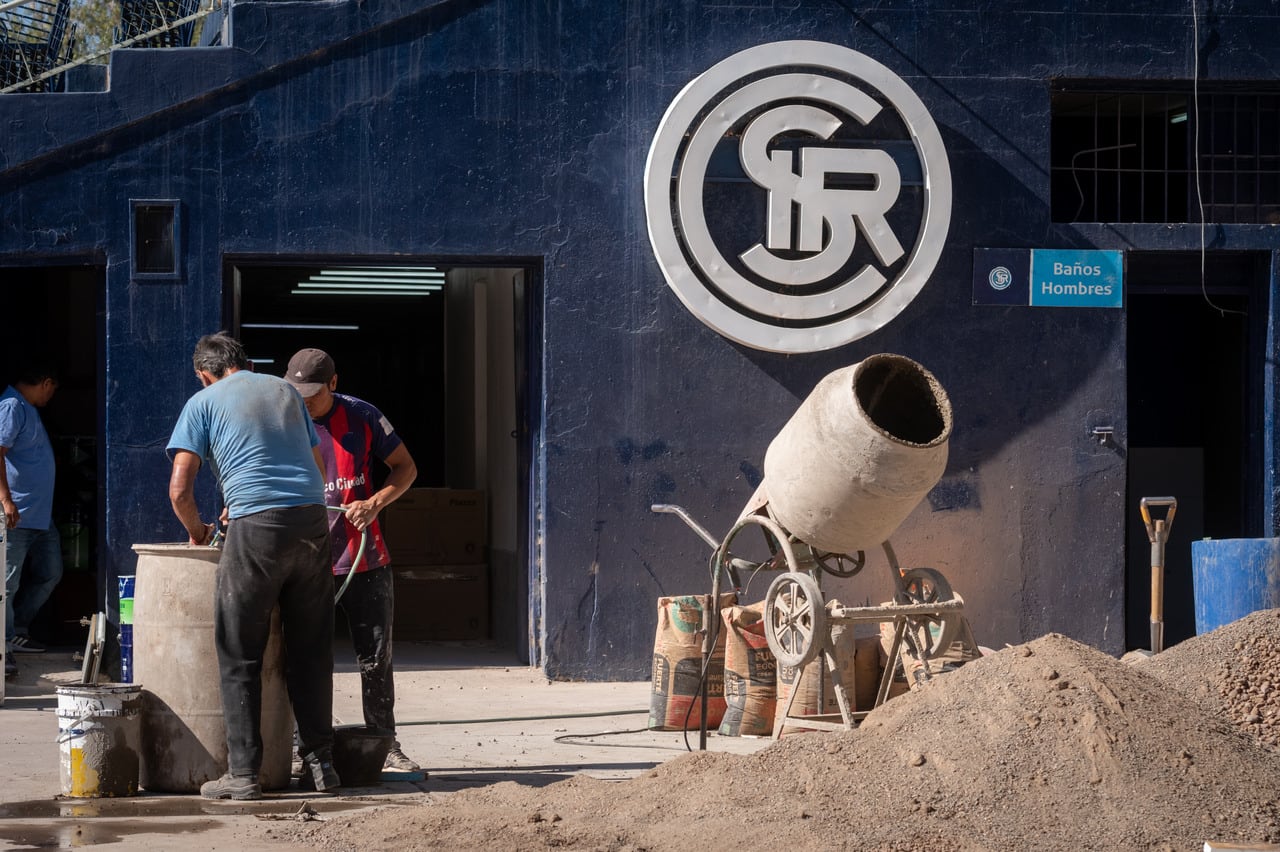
left=1140, top=496, right=1177, bottom=654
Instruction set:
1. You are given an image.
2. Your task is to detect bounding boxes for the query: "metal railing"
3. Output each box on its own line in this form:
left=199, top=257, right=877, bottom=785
left=0, top=0, right=224, bottom=93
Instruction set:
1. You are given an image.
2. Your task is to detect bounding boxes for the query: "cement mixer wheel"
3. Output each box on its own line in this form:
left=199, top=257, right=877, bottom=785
left=896, top=567, right=960, bottom=660
left=814, top=549, right=865, bottom=578
left=764, top=572, right=827, bottom=669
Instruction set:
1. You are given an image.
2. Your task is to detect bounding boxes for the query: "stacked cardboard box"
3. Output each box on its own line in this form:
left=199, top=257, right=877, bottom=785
left=381, top=488, right=488, bottom=641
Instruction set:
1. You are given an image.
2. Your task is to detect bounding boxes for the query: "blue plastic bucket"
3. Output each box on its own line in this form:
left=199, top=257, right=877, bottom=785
left=1190, top=538, right=1280, bottom=635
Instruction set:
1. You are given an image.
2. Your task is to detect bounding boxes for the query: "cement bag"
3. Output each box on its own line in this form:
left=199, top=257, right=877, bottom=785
left=718, top=602, right=776, bottom=737
left=762, top=354, right=952, bottom=555
left=649, top=593, right=737, bottom=731
left=772, top=616, right=857, bottom=737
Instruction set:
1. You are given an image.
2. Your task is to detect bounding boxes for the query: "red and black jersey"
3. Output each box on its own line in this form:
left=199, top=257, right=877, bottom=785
left=313, top=393, right=403, bottom=574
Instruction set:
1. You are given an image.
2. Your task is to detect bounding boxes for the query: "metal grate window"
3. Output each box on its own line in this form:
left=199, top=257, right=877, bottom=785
left=1051, top=85, right=1280, bottom=225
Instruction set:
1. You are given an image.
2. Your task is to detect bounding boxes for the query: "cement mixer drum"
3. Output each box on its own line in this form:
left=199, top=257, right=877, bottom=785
left=762, top=353, right=952, bottom=556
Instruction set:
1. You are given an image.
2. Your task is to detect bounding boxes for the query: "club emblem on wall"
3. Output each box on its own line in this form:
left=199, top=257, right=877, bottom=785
left=645, top=41, right=952, bottom=353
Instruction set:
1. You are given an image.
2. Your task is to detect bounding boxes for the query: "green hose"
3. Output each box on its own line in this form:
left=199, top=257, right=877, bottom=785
left=327, top=505, right=368, bottom=604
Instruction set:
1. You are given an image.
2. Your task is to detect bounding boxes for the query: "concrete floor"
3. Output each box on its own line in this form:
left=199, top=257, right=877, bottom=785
left=0, top=640, right=769, bottom=850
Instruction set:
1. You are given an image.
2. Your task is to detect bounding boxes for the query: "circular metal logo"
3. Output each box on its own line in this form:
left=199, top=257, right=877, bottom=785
left=644, top=41, right=952, bottom=354
left=988, top=266, right=1012, bottom=290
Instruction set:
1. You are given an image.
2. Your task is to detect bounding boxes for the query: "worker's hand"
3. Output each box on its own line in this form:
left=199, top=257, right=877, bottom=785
left=1, top=496, right=17, bottom=529
left=340, top=499, right=377, bottom=531
left=188, top=522, right=215, bottom=546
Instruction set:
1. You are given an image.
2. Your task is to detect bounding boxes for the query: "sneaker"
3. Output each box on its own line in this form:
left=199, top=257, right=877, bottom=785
left=200, top=773, right=262, bottom=800
left=383, top=743, right=421, bottom=772
left=4, top=651, right=15, bottom=680
left=10, top=636, right=45, bottom=654
left=303, top=749, right=341, bottom=793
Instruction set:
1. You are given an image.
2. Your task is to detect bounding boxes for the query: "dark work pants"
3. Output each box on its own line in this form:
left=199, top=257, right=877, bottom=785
left=216, top=505, right=335, bottom=776
left=335, top=565, right=396, bottom=733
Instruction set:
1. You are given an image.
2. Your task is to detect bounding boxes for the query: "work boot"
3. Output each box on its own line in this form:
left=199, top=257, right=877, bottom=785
left=200, top=773, right=262, bottom=800
left=302, top=749, right=341, bottom=793
left=383, top=742, right=422, bottom=772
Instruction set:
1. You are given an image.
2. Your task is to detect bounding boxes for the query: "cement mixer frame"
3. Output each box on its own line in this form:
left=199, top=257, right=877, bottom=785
left=652, top=501, right=966, bottom=744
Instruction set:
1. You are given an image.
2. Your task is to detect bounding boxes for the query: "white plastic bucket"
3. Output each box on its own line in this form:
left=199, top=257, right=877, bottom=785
left=56, top=683, right=143, bottom=797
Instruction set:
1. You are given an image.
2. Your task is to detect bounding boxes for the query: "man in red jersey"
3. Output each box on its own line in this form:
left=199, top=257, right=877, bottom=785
left=284, top=348, right=422, bottom=773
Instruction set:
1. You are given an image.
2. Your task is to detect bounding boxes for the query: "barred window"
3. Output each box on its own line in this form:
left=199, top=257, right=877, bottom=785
left=1051, top=84, right=1280, bottom=225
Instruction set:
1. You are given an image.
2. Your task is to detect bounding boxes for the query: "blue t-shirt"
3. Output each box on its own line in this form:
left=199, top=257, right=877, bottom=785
left=0, top=385, right=56, bottom=530
left=167, top=371, right=324, bottom=519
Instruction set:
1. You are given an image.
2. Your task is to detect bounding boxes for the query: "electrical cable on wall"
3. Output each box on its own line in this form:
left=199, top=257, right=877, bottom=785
left=1191, top=0, right=1245, bottom=319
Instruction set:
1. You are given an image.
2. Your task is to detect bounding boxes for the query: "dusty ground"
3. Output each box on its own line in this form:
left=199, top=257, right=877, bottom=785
left=265, top=610, right=1280, bottom=851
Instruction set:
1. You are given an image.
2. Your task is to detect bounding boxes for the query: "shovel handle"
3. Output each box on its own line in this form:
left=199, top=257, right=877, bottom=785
left=1139, top=497, right=1177, bottom=545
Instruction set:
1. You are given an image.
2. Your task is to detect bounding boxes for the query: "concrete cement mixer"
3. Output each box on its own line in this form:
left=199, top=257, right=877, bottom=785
left=653, top=354, right=967, bottom=742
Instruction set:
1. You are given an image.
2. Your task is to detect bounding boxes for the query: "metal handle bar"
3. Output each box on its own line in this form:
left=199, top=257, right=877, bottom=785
left=650, top=504, right=720, bottom=551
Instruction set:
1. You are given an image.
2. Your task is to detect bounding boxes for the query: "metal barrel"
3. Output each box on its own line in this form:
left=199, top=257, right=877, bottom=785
left=762, top=353, right=952, bottom=555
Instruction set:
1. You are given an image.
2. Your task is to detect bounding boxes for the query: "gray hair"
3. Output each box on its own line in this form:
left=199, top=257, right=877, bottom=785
left=192, top=332, right=248, bottom=378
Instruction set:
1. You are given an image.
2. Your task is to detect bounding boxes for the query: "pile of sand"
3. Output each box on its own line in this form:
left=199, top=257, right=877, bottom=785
left=1144, top=608, right=1280, bottom=751
left=288, top=623, right=1280, bottom=851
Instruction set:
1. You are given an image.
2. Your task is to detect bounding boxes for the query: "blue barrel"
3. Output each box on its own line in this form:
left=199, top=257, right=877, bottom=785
left=118, top=576, right=135, bottom=683
left=1190, top=538, right=1280, bottom=635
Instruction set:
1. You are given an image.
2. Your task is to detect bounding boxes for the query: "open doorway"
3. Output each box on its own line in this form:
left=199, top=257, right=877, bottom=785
left=0, top=264, right=104, bottom=649
left=1125, top=251, right=1267, bottom=651
left=231, top=260, right=539, bottom=664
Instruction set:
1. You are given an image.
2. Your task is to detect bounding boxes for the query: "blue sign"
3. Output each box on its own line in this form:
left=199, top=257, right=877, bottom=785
left=973, top=248, right=1123, bottom=308
left=1030, top=249, right=1123, bottom=308
left=972, top=248, right=1029, bottom=306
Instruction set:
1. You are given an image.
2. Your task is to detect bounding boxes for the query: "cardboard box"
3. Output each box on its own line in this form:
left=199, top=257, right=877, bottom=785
left=381, top=488, right=486, bottom=565
left=393, top=564, right=489, bottom=641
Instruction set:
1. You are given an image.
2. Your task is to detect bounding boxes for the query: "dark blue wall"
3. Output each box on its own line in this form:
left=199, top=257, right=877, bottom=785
left=3, top=0, right=1280, bottom=679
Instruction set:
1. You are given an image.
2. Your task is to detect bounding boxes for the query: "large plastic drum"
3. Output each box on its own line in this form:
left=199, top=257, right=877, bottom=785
left=131, top=544, right=294, bottom=792
left=1191, top=537, right=1280, bottom=635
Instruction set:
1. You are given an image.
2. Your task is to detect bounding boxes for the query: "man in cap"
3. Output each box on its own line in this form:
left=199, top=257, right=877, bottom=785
left=285, top=347, right=422, bottom=773
left=168, top=332, right=341, bottom=799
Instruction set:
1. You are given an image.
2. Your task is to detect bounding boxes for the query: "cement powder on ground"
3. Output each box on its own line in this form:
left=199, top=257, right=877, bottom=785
left=287, top=613, right=1280, bottom=851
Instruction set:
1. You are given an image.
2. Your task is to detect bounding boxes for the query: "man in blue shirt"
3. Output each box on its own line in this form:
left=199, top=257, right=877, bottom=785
left=1, top=361, right=62, bottom=678
left=167, top=332, right=340, bottom=800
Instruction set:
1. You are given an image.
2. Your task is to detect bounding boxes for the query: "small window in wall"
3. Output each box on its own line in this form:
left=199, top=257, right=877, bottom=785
left=130, top=199, right=181, bottom=281
left=1051, top=85, right=1280, bottom=225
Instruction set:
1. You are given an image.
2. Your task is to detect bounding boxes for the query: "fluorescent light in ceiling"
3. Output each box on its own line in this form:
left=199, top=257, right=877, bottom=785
left=294, top=265, right=445, bottom=296
left=290, top=288, right=435, bottom=297
left=298, top=281, right=442, bottom=291
left=242, top=323, right=361, bottom=331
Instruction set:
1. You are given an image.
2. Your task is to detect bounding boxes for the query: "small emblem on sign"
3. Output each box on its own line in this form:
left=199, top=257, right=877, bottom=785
left=988, top=266, right=1012, bottom=291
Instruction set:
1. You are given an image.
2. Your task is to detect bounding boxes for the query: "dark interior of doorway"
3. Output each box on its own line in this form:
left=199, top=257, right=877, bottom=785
left=233, top=261, right=535, bottom=660
left=234, top=264, right=446, bottom=486
left=1125, top=250, right=1264, bottom=651
left=0, top=265, right=102, bottom=648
